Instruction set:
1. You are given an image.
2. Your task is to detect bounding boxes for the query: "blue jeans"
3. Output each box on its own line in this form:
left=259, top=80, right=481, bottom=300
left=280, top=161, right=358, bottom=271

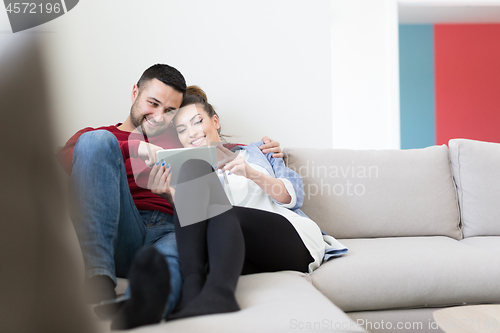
left=70, top=130, right=181, bottom=316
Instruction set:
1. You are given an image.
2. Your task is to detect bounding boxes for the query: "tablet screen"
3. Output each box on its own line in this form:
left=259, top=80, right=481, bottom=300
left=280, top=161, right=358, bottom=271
left=156, top=146, right=218, bottom=186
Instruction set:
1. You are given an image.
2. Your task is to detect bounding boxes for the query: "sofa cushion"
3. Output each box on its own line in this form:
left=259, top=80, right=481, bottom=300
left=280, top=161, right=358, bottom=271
left=449, top=139, right=500, bottom=237
left=284, top=146, right=461, bottom=239
left=460, top=236, right=500, bottom=253
left=310, top=237, right=500, bottom=312
left=105, top=271, right=366, bottom=333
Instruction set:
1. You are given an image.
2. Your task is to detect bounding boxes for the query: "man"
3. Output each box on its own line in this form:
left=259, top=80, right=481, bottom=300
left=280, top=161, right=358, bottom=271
left=58, top=64, right=283, bottom=328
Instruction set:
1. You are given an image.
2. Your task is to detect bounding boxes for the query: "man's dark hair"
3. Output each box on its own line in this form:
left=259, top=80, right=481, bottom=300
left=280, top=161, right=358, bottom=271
left=137, top=64, right=187, bottom=95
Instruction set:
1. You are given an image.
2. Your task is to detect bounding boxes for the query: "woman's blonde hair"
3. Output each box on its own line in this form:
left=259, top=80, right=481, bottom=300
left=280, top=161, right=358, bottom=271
left=185, top=85, right=207, bottom=101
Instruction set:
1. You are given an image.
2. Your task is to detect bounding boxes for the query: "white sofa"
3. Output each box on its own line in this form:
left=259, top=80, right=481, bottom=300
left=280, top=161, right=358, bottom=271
left=284, top=139, right=500, bottom=333
left=90, top=138, right=500, bottom=333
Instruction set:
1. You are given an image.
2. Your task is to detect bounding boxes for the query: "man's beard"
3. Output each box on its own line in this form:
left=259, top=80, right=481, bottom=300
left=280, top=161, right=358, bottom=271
left=130, top=103, right=144, bottom=133
left=130, top=102, right=166, bottom=138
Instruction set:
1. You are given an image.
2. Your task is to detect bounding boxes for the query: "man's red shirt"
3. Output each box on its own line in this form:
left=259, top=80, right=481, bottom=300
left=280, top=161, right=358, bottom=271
left=57, top=124, right=182, bottom=216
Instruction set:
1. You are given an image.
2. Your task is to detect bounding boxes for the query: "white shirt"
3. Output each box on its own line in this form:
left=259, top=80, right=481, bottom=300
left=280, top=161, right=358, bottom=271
left=219, top=150, right=330, bottom=273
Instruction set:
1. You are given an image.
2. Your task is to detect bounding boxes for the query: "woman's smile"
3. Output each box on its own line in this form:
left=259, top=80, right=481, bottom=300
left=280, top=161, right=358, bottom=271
left=190, top=136, right=206, bottom=146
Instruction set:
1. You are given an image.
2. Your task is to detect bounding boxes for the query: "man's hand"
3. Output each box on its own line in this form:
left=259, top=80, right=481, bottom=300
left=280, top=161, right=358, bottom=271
left=138, top=141, right=163, bottom=168
left=148, top=162, right=175, bottom=205
left=259, top=136, right=283, bottom=159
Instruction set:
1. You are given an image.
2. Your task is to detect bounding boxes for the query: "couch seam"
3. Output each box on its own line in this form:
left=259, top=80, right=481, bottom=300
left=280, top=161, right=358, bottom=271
left=345, top=301, right=496, bottom=313
left=448, top=142, right=463, bottom=240
left=283, top=147, right=289, bottom=167
left=456, top=142, right=464, bottom=238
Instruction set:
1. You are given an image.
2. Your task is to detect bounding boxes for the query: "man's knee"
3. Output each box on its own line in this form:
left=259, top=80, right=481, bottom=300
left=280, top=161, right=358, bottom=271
left=74, top=130, right=121, bottom=159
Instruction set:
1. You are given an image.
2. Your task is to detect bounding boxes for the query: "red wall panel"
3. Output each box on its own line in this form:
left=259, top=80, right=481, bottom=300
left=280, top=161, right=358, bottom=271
left=435, top=24, right=500, bottom=145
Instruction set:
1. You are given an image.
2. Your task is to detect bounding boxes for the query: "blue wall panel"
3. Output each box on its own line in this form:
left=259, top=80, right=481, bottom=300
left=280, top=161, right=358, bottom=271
left=399, top=25, right=435, bottom=149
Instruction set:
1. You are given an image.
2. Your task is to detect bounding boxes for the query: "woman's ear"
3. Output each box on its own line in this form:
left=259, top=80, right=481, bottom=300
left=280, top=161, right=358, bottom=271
left=212, top=115, right=220, bottom=130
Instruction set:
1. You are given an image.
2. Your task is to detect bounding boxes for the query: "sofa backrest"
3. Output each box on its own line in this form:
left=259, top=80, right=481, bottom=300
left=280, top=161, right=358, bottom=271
left=284, top=145, right=461, bottom=239
left=449, top=139, right=500, bottom=238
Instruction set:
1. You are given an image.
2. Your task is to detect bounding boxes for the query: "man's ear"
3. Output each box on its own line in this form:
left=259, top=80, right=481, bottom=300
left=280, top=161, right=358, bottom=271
left=131, top=84, right=139, bottom=103
left=212, top=115, right=220, bottom=130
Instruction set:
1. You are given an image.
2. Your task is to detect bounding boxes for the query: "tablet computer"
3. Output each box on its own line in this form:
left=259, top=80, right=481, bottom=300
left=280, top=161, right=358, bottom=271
left=156, top=145, right=218, bottom=186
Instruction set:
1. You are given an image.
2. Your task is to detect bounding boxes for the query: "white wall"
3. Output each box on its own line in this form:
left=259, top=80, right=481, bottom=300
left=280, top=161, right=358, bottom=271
left=330, top=0, right=400, bottom=149
left=4, top=1, right=500, bottom=151
left=1, top=0, right=333, bottom=149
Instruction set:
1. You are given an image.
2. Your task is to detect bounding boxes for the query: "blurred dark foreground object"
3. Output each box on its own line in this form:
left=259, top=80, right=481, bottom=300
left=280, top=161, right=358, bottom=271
left=0, top=37, right=93, bottom=333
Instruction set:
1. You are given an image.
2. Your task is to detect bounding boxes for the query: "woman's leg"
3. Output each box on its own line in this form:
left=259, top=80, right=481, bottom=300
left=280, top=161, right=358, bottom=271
left=170, top=208, right=244, bottom=319
left=233, top=206, right=314, bottom=275
left=171, top=159, right=244, bottom=319
left=171, top=159, right=213, bottom=311
left=172, top=205, right=312, bottom=319
left=172, top=209, right=209, bottom=311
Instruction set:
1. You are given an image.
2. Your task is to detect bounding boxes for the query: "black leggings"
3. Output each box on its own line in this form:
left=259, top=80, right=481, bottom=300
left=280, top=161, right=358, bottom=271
left=171, top=159, right=313, bottom=313
left=174, top=206, right=313, bottom=275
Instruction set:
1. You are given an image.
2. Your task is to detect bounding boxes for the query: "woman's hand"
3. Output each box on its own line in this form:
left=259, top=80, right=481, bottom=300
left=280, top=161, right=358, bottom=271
left=215, top=142, right=291, bottom=204
left=215, top=144, right=237, bottom=170
left=223, top=152, right=292, bottom=204
left=148, top=162, right=175, bottom=205
left=138, top=141, right=163, bottom=168
left=221, top=155, right=256, bottom=179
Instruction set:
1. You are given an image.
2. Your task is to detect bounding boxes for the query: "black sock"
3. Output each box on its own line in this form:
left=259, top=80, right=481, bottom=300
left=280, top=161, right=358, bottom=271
left=111, top=246, right=171, bottom=330
left=84, top=274, right=116, bottom=304
left=174, top=272, right=206, bottom=312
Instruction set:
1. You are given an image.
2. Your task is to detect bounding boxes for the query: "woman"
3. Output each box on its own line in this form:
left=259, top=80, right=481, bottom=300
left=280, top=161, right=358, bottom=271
left=156, top=86, right=345, bottom=318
